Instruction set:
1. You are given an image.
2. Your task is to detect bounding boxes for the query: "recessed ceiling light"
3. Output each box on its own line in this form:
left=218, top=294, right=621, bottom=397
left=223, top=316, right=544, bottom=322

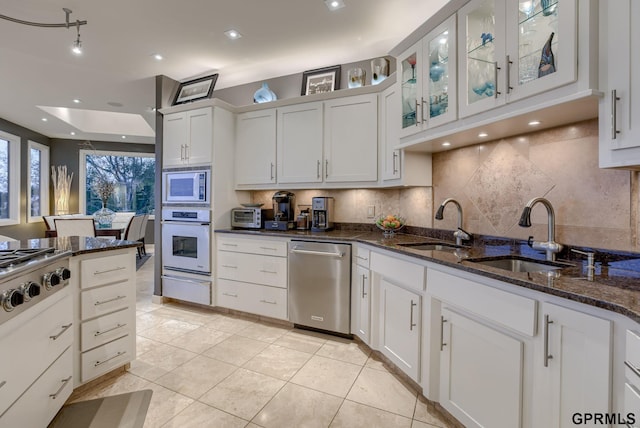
left=153, top=53, right=163, bottom=61
left=224, top=29, right=242, bottom=40
left=41, top=118, right=47, bottom=122
left=121, top=135, right=126, bottom=139
left=478, top=132, right=488, bottom=138
left=442, top=141, right=451, bottom=147
left=73, top=99, right=81, bottom=104
left=70, top=131, right=76, bottom=136
left=325, top=0, right=345, bottom=11
left=528, top=120, right=541, bottom=126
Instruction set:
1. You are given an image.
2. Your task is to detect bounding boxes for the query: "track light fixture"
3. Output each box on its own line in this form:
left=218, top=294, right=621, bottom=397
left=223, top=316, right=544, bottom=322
left=0, top=7, right=87, bottom=54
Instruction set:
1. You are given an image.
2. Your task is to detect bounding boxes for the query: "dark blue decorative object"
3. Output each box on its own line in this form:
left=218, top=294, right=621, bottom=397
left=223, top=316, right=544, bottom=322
left=253, top=83, right=277, bottom=103
left=480, top=32, right=493, bottom=46
left=538, top=32, right=556, bottom=78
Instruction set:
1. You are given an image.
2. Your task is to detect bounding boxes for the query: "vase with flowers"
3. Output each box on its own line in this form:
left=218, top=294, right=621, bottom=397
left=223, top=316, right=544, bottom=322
left=92, top=177, right=116, bottom=228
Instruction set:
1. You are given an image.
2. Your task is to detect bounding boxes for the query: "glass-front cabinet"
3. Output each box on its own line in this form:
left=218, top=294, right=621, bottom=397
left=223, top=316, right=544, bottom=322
left=398, top=15, right=457, bottom=138
left=459, top=0, right=577, bottom=118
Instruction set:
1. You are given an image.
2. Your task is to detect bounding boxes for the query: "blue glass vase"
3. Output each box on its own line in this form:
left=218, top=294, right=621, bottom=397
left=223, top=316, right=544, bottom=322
left=253, top=83, right=277, bottom=104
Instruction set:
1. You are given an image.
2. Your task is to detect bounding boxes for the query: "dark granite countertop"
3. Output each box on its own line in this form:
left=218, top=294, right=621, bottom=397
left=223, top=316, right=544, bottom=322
left=217, top=227, right=640, bottom=325
left=14, top=236, right=141, bottom=256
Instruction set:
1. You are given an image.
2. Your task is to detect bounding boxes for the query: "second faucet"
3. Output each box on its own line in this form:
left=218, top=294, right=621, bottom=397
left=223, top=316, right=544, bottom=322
left=435, top=198, right=472, bottom=246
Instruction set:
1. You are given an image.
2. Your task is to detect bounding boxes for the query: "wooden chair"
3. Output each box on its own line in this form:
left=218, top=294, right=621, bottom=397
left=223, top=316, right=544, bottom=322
left=138, top=214, right=149, bottom=256
left=43, top=215, right=56, bottom=231
left=54, top=218, right=96, bottom=237
left=124, top=215, right=145, bottom=258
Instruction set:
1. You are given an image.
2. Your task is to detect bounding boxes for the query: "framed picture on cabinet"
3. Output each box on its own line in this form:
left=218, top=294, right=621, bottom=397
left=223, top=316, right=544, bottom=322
left=301, top=65, right=341, bottom=95
left=172, top=74, right=218, bottom=105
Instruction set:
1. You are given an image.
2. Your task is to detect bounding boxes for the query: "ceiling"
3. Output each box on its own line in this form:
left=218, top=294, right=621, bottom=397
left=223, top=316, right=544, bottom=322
left=0, top=0, right=449, bottom=144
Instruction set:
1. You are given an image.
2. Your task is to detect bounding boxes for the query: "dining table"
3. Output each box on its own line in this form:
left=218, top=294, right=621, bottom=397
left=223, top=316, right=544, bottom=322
left=45, top=227, right=124, bottom=240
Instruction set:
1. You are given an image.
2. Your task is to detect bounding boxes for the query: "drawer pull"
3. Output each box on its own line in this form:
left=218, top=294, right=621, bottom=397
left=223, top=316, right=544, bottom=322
left=95, top=323, right=127, bottom=337
left=49, top=376, right=72, bottom=399
left=222, top=265, right=238, bottom=269
left=260, top=299, right=277, bottom=305
left=95, top=351, right=126, bottom=367
left=223, top=292, right=238, bottom=298
left=259, top=246, right=278, bottom=251
left=625, top=361, right=640, bottom=379
left=355, top=255, right=368, bottom=261
left=221, top=243, right=238, bottom=247
left=0, top=380, right=5, bottom=389
left=50, top=323, right=72, bottom=340
left=94, top=266, right=126, bottom=275
left=260, top=270, right=278, bottom=274
left=94, top=295, right=126, bottom=306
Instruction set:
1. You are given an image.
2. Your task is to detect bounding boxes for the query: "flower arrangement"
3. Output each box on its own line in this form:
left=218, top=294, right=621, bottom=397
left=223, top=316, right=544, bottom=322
left=92, top=177, right=116, bottom=205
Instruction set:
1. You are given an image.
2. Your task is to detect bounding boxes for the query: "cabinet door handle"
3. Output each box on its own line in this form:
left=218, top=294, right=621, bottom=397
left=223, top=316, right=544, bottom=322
left=270, top=162, right=275, bottom=181
left=421, top=97, right=427, bottom=123
left=260, top=299, right=277, bottom=305
left=361, top=274, right=367, bottom=298
left=544, top=314, right=554, bottom=367
left=94, top=351, right=126, bottom=367
left=440, top=316, right=447, bottom=350
left=184, top=144, right=190, bottom=161
left=94, top=295, right=126, bottom=306
left=325, top=159, right=329, bottom=179
left=317, top=160, right=321, bottom=179
left=612, top=89, right=621, bottom=140
left=415, top=100, right=421, bottom=125
left=180, top=144, right=184, bottom=161
left=223, top=292, right=238, bottom=298
left=409, top=300, right=417, bottom=331
left=494, top=61, right=501, bottom=98
left=392, top=151, right=399, bottom=175
left=625, top=361, right=640, bottom=379
left=95, top=323, right=127, bottom=337
left=49, top=376, right=72, bottom=399
left=50, top=323, right=73, bottom=340
left=222, top=264, right=238, bottom=269
left=259, top=269, right=278, bottom=274
left=94, top=266, right=126, bottom=275
left=506, top=55, right=513, bottom=94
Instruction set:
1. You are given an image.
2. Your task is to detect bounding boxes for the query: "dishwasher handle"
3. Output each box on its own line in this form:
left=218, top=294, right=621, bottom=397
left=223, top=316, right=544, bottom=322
left=290, top=248, right=344, bottom=258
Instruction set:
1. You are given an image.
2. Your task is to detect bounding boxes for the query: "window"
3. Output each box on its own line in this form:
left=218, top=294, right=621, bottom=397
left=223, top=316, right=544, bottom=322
left=28, top=141, right=50, bottom=222
left=0, top=130, right=21, bottom=226
left=79, top=149, right=155, bottom=215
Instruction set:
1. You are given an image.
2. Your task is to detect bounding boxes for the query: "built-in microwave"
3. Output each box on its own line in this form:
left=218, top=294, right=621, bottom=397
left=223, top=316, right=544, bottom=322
left=162, top=168, right=210, bottom=205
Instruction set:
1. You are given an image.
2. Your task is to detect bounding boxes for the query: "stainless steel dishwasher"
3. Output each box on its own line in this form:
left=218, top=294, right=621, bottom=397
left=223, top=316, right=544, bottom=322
left=288, top=240, right=351, bottom=336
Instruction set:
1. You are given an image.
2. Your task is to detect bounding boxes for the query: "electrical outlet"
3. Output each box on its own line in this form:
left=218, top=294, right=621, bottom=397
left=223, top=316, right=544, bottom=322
left=367, top=205, right=375, bottom=218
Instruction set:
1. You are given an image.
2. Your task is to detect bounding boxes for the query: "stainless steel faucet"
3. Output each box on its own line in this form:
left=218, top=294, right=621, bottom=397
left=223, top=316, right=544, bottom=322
left=518, top=197, right=563, bottom=261
left=435, top=198, right=471, bottom=246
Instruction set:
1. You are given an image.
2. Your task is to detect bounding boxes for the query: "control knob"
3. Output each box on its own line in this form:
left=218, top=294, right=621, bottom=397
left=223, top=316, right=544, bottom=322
left=55, top=267, right=71, bottom=281
left=42, top=272, right=61, bottom=290
left=2, top=289, right=24, bottom=312
left=19, top=281, right=41, bottom=301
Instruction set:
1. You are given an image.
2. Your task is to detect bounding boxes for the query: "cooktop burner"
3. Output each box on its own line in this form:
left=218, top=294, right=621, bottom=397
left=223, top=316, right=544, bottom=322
left=0, top=248, right=55, bottom=269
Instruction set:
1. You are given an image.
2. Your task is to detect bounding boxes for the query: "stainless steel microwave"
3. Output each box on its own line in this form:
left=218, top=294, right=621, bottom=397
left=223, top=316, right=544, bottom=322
left=162, top=168, right=209, bottom=204
left=231, top=207, right=264, bottom=229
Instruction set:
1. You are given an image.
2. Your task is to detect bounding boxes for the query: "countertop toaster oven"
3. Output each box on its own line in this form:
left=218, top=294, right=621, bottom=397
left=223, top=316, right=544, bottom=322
left=231, top=207, right=272, bottom=229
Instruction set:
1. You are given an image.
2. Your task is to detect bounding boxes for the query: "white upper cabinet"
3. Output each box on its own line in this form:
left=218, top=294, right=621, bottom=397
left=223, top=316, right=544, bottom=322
left=598, top=0, right=640, bottom=168
left=163, top=107, right=213, bottom=167
left=459, top=0, right=577, bottom=118
left=236, top=109, right=276, bottom=185
left=399, top=15, right=457, bottom=138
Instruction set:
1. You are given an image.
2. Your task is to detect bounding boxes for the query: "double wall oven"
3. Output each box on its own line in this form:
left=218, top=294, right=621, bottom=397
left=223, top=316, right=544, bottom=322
left=161, top=166, right=213, bottom=305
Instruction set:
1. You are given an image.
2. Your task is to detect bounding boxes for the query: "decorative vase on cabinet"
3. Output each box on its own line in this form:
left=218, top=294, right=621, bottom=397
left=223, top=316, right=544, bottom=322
left=253, top=83, right=277, bottom=104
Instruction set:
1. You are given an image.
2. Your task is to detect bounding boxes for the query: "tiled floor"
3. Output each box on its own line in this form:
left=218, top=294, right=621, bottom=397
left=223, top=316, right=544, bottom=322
left=68, top=247, right=454, bottom=428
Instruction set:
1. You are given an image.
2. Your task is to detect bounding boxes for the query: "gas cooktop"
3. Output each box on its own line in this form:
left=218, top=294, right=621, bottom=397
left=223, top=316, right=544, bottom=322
left=0, top=248, right=55, bottom=269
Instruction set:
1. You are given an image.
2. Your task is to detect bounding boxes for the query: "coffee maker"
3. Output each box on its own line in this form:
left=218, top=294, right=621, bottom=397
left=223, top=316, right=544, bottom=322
left=311, top=196, right=334, bottom=231
left=266, top=191, right=296, bottom=230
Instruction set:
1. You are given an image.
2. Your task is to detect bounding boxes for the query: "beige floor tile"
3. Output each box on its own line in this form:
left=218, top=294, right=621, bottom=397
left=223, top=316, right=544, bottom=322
left=330, top=400, right=413, bottom=428
left=252, top=383, right=342, bottom=428
left=205, top=314, right=255, bottom=333
left=316, top=339, right=371, bottom=366
left=273, top=330, right=327, bottom=354
left=136, top=312, right=173, bottom=332
left=290, top=355, right=361, bottom=397
left=412, top=420, right=437, bottom=428
left=142, top=383, right=194, bottom=428
left=136, top=335, right=162, bottom=357
left=203, top=334, right=269, bottom=366
left=200, top=367, right=286, bottom=420
left=364, top=354, right=388, bottom=372
left=346, top=367, right=417, bottom=418
left=168, top=326, right=232, bottom=354
left=127, top=359, right=169, bottom=381
left=243, top=344, right=312, bottom=381
left=151, top=307, right=212, bottom=326
left=162, top=401, right=247, bottom=428
left=138, top=319, right=201, bottom=343
left=413, top=397, right=451, bottom=428
left=235, top=322, right=290, bottom=343
left=137, top=342, right=198, bottom=372
left=154, top=355, right=237, bottom=399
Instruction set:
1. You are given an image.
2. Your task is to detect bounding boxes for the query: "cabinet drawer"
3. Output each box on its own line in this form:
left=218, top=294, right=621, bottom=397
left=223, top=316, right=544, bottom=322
left=81, top=309, right=132, bottom=352
left=217, top=251, right=287, bottom=288
left=217, top=279, right=288, bottom=320
left=81, top=281, right=131, bottom=320
left=81, top=334, right=134, bottom=383
left=428, top=268, right=537, bottom=336
left=0, top=347, right=73, bottom=428
left=626, top=330, right=640, bottom=383
left=217, top=236, right=288, bottom=257
left=80, top=253, right=131, bottom=289
left=0, top=292, right=72, bottom=416
left=353, top=246, right=370, bottom=268
left=370, top=251, right=425, bottom=292
left=624, top=383, right=640, bottom=428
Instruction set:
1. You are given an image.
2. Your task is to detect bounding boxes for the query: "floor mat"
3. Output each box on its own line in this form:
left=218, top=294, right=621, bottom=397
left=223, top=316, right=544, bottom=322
left=49, top=389, right=153, bottom=428
left=136, top=254, right=151, bottom=270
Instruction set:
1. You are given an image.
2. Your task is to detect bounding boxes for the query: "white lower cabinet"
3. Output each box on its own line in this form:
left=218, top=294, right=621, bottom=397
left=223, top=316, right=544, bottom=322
left=379, top=277, right=421, bottom=380
left=532, top=302, right=612, bottom=428
left=352, top=264, right=371, bottom=344
left=439, top=307, right=524, bottom=428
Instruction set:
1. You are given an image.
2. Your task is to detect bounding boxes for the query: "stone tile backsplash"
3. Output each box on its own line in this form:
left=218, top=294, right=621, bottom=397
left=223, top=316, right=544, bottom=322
left=250, top=119, right=638, bottom=252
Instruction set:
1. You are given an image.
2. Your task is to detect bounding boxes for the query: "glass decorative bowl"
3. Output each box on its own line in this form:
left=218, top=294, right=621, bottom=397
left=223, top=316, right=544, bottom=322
left=375, top=214, right=406, bottom=237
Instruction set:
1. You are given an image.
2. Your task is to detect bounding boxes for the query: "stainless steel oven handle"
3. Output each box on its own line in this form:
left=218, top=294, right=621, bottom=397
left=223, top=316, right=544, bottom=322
left=162, top=221, right=211, bottom=226
left=290, top=248, right=344, bottom=257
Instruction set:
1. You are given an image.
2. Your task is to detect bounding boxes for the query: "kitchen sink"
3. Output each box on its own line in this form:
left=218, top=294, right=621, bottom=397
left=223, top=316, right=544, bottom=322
left=398, top=242, right=466, bottom=252
left=467, top=256, right=573, bottom=273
